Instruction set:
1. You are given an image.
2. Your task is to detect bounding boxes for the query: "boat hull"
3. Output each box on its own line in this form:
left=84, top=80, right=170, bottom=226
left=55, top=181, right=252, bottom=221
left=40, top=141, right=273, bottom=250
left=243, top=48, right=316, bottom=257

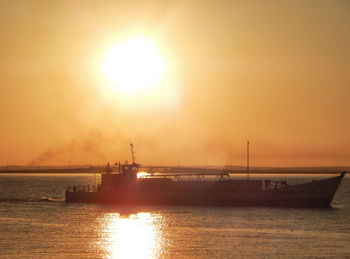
left=65, top=172, right=346, bottom=208
left=65, top=190, right=334, bottom=208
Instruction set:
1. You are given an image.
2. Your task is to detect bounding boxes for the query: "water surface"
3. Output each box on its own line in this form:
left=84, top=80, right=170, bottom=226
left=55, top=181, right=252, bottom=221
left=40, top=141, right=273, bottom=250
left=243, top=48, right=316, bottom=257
left=0, top=174, right=349, bottom=258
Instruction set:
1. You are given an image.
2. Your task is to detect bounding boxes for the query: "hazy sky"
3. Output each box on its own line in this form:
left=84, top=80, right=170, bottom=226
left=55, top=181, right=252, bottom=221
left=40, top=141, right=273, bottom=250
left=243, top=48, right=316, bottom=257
left=1, top=0, right=349, bottom=166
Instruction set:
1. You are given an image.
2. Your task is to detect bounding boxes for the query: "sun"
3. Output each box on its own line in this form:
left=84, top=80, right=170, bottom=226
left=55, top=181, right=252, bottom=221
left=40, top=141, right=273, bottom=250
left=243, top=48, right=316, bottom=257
left=98, top=36, right=182, bottom=111
left=101, top=37, right=165, bottom=95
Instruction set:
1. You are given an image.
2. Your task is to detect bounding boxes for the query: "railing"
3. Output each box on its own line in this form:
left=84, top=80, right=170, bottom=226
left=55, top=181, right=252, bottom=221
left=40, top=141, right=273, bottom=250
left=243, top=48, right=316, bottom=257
left=140, top=173, right=230, bottom=181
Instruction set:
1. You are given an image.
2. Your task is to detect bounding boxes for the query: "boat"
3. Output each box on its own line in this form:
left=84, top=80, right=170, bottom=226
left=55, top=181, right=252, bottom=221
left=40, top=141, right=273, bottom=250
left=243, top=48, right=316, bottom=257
left=65, top=144, right=346, bottom=208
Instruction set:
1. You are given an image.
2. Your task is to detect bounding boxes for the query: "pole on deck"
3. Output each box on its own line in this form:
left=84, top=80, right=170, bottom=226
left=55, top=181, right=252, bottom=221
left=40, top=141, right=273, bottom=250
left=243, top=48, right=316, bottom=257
left=247, top=140, right=249, bottom=180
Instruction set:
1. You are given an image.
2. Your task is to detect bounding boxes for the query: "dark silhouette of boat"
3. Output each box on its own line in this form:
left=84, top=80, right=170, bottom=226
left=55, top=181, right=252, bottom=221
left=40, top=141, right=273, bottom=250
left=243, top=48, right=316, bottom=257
left=65, top=144, right=346, bottom=208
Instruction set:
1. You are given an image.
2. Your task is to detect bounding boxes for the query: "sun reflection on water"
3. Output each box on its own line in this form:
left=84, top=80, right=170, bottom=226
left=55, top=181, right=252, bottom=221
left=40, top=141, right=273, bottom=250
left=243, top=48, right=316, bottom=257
left=98, top=212, right=164, bottom=258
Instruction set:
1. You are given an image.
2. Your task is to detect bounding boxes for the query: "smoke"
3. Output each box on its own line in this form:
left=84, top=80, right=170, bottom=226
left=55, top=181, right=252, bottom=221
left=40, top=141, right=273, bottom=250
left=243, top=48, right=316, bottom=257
left=28, top=124, right=350, bottom=167
left=28, top=130, right=113, bottom=166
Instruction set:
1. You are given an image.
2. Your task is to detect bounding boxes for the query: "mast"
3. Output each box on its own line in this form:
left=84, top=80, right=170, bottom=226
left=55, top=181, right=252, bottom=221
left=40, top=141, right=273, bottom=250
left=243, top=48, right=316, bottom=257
left=247, top=140, right=249, bottom=180
left=130, top=142, right=136, bottom=165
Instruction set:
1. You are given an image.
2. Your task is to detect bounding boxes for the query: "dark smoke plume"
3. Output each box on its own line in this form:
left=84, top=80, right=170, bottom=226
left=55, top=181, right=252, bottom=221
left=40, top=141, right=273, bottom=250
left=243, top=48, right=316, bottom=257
left=28, top=130, right=108, bottom=165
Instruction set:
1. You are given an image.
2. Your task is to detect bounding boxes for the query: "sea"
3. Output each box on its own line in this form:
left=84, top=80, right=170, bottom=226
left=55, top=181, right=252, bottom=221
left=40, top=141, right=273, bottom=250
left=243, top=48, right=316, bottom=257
left=0, top=173, right=349, bottom=258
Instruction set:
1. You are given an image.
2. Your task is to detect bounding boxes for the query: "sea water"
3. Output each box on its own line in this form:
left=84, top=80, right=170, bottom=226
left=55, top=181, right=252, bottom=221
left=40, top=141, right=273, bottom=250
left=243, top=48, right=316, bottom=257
left=0, top=174, right=349, bottom=258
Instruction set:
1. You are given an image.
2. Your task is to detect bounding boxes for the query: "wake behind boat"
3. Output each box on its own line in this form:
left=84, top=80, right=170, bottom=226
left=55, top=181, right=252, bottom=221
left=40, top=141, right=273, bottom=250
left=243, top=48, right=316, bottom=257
left=65, top=144, right=346, bottom=208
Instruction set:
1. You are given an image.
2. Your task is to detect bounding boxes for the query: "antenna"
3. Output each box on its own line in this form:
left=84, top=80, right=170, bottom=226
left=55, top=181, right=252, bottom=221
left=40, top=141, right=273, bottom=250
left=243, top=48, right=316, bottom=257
left=247, top=140, right=249, bottom=180
left=130, top=142, right=136, bottom=165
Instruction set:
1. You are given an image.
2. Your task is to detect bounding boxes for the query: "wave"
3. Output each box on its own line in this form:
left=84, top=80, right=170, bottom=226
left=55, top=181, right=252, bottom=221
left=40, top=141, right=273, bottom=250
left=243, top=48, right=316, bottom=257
left=0, top=196, right=65, bottom=203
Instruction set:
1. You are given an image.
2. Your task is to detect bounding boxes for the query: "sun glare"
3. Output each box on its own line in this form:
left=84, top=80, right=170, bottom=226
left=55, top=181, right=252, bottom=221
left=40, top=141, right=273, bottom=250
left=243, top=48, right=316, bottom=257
left=98, top=36, right=182, bottom=111
left=102, top=38, right=165, bottom=95
left=137, top=171, right=152, bottom=178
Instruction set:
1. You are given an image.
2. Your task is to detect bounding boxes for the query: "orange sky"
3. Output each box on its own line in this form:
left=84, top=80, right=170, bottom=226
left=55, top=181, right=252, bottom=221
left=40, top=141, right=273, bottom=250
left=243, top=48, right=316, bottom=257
left=0, top=0, right=349, bottom=166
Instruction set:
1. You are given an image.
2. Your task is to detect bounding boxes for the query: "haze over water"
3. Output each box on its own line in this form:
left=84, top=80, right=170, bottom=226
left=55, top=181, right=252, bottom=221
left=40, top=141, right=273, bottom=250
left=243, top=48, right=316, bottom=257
left=1, top=1, right=350, bottom=257
left=1, top=0, right=350, bottom=167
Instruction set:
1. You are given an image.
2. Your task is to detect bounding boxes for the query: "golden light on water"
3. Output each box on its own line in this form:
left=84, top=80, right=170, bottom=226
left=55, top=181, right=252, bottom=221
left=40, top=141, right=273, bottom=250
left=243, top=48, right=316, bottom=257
left=99, top=212, right=164, bottom=258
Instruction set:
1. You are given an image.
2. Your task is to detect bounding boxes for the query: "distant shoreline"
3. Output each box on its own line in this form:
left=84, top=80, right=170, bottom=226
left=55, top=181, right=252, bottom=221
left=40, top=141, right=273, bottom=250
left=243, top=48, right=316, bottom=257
left=0, top=167, right=347, bottom=174
left=0, top=168, right=99, bottom=174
